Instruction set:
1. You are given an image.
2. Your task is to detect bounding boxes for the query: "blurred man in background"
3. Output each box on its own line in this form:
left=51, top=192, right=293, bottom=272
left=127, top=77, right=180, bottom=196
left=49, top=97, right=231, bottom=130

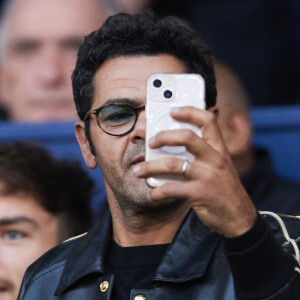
left=0, top=141, right=94, bottom=300
left=0, top=0, right=112, bottom=122
left=215, top=61, right=300, bottom=214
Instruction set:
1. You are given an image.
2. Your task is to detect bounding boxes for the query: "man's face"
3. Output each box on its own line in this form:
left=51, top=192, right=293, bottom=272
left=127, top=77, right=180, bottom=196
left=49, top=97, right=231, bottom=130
left=85, top=54, right=186, bottom=212
left=0, top=0, right=107, bottom=122
left=0, top=193, right=58, bottom=300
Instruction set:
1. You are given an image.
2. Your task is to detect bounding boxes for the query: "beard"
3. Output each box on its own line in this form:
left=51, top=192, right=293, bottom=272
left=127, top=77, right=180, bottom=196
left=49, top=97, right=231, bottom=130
left=97, top=140, right=186, bottom=217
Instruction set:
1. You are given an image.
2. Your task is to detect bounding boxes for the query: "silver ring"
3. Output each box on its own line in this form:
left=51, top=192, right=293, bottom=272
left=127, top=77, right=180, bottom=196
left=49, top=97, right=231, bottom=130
left=181, top=160, right=189, bottom=175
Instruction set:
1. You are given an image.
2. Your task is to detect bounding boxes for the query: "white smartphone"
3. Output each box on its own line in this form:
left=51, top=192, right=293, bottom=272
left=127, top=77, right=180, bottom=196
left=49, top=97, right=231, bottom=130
left=145, top=73, right=205, bottom=187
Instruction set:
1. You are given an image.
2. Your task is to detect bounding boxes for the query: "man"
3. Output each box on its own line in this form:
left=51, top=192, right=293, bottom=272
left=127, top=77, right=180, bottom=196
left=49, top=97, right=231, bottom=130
left=0, top=0, right=112, bottom=122
left=18, top=12, right=300, bottom=299
left=215, top=61, right=300, bottom=214
left=0, top=141, right=94, bottom=300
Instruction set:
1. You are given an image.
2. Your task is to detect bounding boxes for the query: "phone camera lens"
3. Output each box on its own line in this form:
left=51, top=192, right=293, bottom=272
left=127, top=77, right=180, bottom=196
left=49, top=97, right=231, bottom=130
left=164, top=90, right=173, bottom=99
left=153, top=79, right=162, bottom=88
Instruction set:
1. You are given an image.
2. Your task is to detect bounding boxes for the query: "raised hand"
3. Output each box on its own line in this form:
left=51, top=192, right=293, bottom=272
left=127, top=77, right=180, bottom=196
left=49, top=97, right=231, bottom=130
left=134, top=106, right=257, bottom=237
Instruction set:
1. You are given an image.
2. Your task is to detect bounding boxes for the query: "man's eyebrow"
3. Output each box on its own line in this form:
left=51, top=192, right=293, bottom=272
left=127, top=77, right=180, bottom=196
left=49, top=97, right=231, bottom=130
left=60, top=36, right=84, bottom=47
left=105, top=98, right=142, bottom=107
left=9, top=38, right=38, bottom=49
left=0, top=216, right=38, bottom=227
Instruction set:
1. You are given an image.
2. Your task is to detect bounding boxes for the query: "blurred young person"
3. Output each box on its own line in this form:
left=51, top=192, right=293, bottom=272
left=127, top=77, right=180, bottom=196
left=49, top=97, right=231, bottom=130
left=215, top=61, right=300, bottom=214
left=0, top=0, right=112, bottom=122
left=0, top=141, right=94, bottom=300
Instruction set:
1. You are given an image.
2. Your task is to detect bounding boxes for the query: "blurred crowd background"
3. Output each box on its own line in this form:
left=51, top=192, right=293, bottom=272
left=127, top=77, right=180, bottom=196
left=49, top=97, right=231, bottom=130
left=0, top=0, right=299, bottom=119
left=113, top=0, right=300, bottom=107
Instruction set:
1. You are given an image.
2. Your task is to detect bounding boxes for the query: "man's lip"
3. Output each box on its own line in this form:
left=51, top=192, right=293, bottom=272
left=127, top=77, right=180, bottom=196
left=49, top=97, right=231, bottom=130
left=131, top=154, right=145, bottom=165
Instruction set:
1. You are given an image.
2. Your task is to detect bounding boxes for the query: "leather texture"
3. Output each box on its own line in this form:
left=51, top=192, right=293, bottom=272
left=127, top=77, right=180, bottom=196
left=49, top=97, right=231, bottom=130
left=17, top=210, right=300, bottom=300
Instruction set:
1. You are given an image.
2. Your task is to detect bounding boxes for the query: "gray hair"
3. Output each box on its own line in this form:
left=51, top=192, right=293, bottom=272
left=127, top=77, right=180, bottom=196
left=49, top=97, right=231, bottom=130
left=0, top=0, right=20, bottom=61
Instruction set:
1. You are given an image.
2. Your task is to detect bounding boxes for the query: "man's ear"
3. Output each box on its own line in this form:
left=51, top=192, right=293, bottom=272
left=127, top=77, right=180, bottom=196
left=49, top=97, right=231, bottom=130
left=75, top=121, right=97, bottom=169
left=220, top=110, right=252, bottom=157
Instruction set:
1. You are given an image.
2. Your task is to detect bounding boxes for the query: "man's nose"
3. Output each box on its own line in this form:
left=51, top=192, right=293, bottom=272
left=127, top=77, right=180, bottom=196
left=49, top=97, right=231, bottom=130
left=128, top=110, right=146, bottom=143
left=37, top=48, right=65, bottom=86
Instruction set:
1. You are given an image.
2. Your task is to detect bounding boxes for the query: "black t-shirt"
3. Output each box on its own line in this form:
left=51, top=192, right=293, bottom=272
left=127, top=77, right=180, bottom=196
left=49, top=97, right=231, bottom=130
left=105, top=239, right=169, bottom=300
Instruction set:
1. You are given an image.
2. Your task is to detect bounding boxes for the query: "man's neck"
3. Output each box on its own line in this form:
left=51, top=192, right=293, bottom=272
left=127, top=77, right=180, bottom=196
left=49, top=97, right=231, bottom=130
left=109, top=200, right=191, bottom=247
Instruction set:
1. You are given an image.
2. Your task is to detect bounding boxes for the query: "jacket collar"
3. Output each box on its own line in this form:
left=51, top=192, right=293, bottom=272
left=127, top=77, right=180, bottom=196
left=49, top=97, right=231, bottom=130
left=154, top=210, right=221, bottom=282
left=55, top=208, right=220, bottom=295
left=55, top=210, right=112, bottom=295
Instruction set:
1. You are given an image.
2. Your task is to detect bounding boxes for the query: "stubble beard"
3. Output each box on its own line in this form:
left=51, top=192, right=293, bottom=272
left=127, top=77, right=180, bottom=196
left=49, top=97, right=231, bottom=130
left=98, top=143, right=186, bottom=220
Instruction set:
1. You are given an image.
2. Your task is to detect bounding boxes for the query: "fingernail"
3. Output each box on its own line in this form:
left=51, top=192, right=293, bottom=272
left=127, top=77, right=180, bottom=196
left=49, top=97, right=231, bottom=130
left=171, top=107, right=181, bottom=114
left=133, top=165, right=141, bottom=173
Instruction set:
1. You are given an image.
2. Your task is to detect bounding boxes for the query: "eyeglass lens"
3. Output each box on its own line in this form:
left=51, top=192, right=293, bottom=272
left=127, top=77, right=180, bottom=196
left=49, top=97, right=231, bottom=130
left=98, top=104, right=137, bottom=135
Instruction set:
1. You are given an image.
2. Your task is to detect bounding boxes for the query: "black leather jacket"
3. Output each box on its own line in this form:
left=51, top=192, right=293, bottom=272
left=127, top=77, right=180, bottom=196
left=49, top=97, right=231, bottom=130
left=18, top=210, right=300, bottom=300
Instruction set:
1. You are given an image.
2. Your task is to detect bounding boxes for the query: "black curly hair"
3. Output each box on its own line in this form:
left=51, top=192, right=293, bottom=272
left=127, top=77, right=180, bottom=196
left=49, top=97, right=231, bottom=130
left=72, top=10, right=216, bottom=120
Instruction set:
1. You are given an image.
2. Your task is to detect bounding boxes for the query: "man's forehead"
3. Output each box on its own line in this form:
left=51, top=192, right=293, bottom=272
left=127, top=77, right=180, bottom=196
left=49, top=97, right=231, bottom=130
left=94, top=54, right=187, bottom=86
left=92, top=54, right=187, bottom=106
left=5, top=0, right=106, bottom=39
left=0, top=193, right=55, bottom=225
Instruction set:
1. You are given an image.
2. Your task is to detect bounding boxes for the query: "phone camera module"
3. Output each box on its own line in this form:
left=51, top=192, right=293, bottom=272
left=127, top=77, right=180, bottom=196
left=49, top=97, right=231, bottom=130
left=153, top=79, right=162, bottom=88
left=164, top=90, right=173, bottom=99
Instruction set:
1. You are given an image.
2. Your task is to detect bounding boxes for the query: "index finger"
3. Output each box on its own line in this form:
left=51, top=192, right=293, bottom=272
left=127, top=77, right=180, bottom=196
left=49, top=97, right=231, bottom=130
left=170, top=106, right=227, bottom=154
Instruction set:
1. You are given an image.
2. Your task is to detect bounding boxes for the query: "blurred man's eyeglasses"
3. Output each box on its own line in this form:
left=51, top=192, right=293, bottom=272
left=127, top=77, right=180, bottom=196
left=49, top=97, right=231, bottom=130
left=84, top=102, right=145, bottom=136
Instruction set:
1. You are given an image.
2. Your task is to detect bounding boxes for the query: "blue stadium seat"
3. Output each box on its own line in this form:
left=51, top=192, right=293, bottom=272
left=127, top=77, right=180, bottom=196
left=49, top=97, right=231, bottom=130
left=251, top=105, right=300, bottom=182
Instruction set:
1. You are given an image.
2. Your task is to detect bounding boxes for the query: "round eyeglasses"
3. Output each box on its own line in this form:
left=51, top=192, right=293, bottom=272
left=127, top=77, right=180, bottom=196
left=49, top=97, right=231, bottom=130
left=84, top=102, right=145, bottom=136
